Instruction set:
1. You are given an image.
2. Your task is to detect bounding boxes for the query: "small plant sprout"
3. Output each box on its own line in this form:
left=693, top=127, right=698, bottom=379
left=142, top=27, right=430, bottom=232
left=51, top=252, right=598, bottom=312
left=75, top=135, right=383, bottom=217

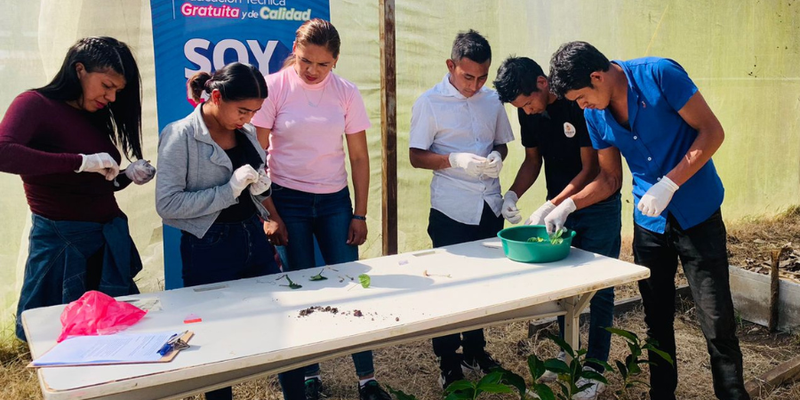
left=379, top=326, right=675, bottom=400
left=277, top=274, right=302, bottom=289
left=423, top=269, right=452, bottom=278
left=605, top=327, right=673, bottom=400
left=385, top=386, right=419, bottom=400
left=444, top=370, right=513, bottom=400
left=358, top=274, right=371, bottom=288
left=309, top=267, right=328, bottom=281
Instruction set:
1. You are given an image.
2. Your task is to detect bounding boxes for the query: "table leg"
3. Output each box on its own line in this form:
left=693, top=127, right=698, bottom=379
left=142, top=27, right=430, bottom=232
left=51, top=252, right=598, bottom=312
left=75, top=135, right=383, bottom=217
left=562, top=291, right=596, bottom=362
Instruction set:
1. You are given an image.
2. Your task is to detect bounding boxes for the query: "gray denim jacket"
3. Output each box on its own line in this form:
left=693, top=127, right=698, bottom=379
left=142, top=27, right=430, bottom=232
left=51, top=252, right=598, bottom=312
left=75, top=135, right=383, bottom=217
left=156, top=105, right=270, bottom=239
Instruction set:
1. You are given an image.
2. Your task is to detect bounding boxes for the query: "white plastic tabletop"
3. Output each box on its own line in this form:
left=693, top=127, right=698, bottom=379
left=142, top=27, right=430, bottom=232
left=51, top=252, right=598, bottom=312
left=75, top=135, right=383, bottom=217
left=23, top=239, right=649, bottom=400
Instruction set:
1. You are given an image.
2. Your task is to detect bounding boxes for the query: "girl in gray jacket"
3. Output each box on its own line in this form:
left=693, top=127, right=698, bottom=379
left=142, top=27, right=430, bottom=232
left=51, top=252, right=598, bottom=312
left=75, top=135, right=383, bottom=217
left=155, top=62, right=279, bottom=400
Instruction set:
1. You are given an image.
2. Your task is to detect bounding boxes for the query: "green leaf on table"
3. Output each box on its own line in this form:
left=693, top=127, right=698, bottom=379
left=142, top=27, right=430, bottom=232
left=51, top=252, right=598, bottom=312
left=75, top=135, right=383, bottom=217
left=309, top=269, right=328, bottom=281
left=358, top=274, right=371, bottom=288
left=278, top=274, right=302, bottom=289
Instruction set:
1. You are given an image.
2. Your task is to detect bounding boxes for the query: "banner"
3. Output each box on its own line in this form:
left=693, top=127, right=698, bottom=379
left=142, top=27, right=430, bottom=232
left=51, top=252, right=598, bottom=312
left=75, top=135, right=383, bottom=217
left=150, top=0, right=330, bottom=289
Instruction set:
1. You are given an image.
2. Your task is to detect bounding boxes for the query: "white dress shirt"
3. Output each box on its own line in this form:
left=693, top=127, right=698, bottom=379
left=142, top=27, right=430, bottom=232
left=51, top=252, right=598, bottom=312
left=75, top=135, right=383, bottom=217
left=409, top=74, right=515, bottom=225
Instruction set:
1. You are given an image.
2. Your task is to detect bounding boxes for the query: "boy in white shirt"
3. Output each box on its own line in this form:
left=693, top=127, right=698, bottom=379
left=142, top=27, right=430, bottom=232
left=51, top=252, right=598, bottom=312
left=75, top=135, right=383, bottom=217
left=408, top=29, right=514, bottom=390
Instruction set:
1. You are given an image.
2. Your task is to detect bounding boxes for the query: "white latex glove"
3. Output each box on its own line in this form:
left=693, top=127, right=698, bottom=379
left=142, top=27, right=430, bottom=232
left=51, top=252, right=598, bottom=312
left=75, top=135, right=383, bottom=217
left=544, top=198, right=577, bottom=233
left=229, top=165, right=259, bottom=198
left=124, top=159, right=156, bottom=185
left=448, top=152, right=487, bottom=177
left=525, top=201, right=557, bottom=226
left=638, top=176, right=679, bottom=217
left=482, top=151, right=503, bottom=178
left=249, top=168, right=272, bottom=196
left=76, top=153, right=119, bottom=181
left=501, top=191, right=522, bottom=224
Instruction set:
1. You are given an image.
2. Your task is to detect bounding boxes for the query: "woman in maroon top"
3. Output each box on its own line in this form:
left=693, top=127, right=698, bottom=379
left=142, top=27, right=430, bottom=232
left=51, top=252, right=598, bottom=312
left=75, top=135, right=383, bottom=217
left=0, top=37, right=154, bottom=341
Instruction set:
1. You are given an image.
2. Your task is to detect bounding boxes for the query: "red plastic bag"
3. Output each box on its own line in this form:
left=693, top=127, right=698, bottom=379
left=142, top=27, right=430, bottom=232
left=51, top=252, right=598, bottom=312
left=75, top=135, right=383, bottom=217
left=57, top=291, right=147, bottom=342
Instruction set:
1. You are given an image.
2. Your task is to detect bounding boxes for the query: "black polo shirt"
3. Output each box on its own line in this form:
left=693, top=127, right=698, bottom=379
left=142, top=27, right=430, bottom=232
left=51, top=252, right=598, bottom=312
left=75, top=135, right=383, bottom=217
left=519, top=98, right=618, bottom=200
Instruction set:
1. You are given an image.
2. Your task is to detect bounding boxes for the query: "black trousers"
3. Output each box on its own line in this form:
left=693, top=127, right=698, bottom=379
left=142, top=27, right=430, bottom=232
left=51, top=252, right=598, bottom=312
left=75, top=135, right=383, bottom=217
left=633, top=210, right=749, bottom=400
left=427, top=203, right=504, bottom=366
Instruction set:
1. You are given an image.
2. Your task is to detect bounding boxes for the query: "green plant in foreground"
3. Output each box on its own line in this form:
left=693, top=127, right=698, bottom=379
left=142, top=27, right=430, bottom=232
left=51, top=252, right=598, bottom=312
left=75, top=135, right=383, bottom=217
left=444, top=370, right=513, bottom=400
left=386, top=385, right=420, bottom=400
left=604, top=327, right=673, bottom=400
left=388, top=327, right=673, bottom=400
left=535, top=334, right=610, bottom=400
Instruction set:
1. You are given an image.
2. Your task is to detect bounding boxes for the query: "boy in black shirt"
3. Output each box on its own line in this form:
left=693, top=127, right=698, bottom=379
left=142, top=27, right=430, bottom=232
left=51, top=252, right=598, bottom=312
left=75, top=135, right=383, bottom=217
left=494, top=56, right=621, bottom=400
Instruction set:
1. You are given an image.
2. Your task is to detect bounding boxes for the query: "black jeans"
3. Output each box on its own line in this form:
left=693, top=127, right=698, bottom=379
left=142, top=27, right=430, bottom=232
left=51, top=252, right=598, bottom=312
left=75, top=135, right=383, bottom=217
left=633, top=210, right=748, bottom=400
left=427, top=202, right=504, bottom=367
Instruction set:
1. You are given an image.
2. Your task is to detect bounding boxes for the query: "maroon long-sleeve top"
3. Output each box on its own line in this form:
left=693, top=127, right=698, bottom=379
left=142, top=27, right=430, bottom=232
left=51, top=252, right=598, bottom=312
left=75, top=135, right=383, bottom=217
left=0, top=91, right=128, bottom=223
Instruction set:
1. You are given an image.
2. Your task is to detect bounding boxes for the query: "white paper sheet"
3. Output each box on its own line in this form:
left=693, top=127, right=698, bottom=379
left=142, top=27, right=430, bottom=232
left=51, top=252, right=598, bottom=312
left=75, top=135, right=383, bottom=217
left=32, top=331, right=180, bottom=366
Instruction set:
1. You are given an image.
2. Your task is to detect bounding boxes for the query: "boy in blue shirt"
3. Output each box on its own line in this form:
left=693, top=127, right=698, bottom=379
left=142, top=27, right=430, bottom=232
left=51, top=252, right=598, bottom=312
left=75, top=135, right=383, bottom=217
left=545, top=42, right=748, bottom=400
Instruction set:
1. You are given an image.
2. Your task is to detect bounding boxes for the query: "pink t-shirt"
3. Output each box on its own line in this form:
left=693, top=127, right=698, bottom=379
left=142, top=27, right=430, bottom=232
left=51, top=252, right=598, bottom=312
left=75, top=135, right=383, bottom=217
left=252, top=67, right=371, bottom=194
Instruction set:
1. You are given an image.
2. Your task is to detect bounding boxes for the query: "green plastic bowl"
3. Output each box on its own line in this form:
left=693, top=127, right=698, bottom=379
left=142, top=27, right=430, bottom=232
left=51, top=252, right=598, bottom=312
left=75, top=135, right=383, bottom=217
left=497, top=225, right=576, bottom=263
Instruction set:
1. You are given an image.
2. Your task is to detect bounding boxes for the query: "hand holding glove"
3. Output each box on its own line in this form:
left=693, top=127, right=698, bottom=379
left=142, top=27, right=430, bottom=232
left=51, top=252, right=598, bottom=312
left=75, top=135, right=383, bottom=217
left=448, top=152, right=487, bottom=177
left=544, top=198, right=577, bottom=233
left=638, top=176, right=679, bottom=217
left=229, top=165, right=259, bottom=198
left=482, top=151, right=503, bottom=178
left=249, top=168, right=272, bottom=196
left=525, top=201, right=557, bottom=226
left=501, top=191, right=522, bottom=224
left=76, top=153, right=119, bottom=181
left=124, top=159, right=156, bottom=185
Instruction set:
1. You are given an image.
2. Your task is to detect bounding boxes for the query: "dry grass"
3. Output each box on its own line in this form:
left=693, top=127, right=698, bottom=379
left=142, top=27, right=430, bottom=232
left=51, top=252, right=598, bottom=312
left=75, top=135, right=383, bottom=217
left=3, top=208, right=800, bottom=400
left=728, top=206, right=800, bottom=282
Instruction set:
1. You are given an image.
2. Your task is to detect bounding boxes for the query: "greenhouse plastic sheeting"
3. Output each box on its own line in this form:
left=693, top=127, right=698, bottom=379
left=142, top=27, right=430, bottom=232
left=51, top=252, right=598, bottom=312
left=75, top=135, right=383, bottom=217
left=0, top=0, right=798, bottom=341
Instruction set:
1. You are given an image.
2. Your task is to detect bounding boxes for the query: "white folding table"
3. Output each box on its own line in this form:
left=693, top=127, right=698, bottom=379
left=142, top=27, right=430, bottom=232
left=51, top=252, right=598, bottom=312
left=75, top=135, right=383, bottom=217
left=23, top=239, right=649, bottom=400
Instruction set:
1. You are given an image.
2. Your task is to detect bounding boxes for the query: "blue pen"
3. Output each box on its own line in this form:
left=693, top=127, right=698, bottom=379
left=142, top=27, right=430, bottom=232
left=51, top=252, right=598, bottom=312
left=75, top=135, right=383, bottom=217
left=157, top=332, right=183, bottom=356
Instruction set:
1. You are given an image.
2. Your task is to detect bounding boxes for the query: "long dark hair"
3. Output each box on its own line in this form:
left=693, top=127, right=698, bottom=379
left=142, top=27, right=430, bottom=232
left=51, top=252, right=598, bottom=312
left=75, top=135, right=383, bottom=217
left=187, top=62, right=268, bottom=103
left=36, top=36, right=143, bottom=160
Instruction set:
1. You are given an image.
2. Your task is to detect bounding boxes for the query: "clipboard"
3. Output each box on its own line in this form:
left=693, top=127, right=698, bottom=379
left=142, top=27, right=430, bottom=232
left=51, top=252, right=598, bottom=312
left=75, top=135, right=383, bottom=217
left=29, top=331, right=194, bottom=368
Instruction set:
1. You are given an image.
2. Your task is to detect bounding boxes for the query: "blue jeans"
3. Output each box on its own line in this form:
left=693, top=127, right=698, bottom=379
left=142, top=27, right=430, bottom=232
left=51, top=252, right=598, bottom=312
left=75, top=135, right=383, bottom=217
left=271, top=184, right=358, bottom=270
left=270, top=184, right=374, bottom=391
left=16, top=214, right=141, bottom=341
left=180, top=214, right=279, bottom=400
left=557, top=193, right=621, bottom=370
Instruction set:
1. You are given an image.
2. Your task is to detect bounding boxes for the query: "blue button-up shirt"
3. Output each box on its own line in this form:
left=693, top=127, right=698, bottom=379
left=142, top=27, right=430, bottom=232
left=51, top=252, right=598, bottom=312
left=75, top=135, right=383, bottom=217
left=584, top=57, right=724, bottom=233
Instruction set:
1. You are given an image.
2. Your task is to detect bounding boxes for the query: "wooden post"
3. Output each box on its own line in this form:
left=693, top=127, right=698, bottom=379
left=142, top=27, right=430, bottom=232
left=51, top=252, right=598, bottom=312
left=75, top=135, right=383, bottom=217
left=768, top=247, right=789, bottom=332
left=745, top=354, right=800, bottom=398
left=379, top=0, right=398, bottom=255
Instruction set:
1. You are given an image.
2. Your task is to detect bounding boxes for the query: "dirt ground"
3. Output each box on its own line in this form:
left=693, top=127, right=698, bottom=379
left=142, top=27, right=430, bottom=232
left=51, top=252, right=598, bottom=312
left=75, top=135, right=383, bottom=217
left=2, top=207, right=799, bottom=400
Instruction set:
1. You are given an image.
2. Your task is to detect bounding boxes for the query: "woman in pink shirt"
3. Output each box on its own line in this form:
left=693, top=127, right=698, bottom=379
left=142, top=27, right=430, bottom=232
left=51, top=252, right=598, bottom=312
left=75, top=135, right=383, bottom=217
left=252, top=19, right=389, bottom=400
